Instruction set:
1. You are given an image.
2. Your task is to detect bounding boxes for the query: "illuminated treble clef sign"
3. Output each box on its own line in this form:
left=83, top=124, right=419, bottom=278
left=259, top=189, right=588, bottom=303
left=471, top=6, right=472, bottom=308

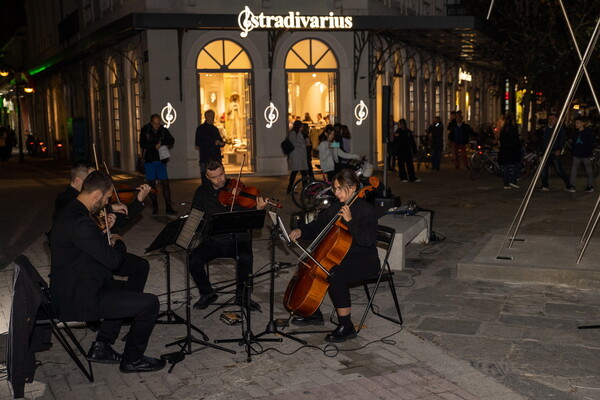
left=264, top=102, right=279, bottom=128
left=161, top=102, right=177, bottom=128
left=238, top=6, right=257, bottom=38
left=354, top=100, right=368, bottom=126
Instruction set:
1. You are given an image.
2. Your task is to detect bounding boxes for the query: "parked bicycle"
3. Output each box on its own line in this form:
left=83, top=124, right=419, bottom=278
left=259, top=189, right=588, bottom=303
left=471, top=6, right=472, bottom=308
left=470, top=145, right=538, bottom=181
left=291, top=159, right=373, bottom=210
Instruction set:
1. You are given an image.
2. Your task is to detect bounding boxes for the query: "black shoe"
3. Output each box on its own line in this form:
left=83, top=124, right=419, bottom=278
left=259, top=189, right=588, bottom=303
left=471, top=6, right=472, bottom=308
left=166, top=207, right=177, bottom=215
left=193, top=293, right=218, bottom=310
left=324, top=324, right=357, bottom=343
left=119, top=356, right=166, bottom=373
left=291, top=310, right=324, bottom=326
left=234, top=297, right=262, bottom=312
left=87, top=341, right=122, bottom=364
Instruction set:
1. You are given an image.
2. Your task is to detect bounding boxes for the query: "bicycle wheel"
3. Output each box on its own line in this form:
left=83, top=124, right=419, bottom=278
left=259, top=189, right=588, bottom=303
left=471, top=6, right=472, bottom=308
left=301, top=180, right=332, bottom=210
left=469, top=152, right=484, bottom=179
left=291, top=176, right=314, bottom=209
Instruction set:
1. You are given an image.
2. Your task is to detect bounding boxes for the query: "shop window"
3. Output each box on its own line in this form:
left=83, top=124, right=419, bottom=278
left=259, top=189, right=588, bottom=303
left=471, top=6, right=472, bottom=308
left=285, top=39, right=338, bottom=150
left=108, top=58, right=121, bottom=167
left=409, top=80, right=415, bottom=129
left=197, top=39, right=253, bottom=172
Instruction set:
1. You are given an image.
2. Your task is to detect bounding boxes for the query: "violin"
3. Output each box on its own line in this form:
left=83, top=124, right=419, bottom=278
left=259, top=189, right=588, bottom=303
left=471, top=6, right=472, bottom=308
left=109, top=183, right=158, bottom=204
left=218, top=179, right=282, bottom=209
left=283, top=177, right=379, bottom=317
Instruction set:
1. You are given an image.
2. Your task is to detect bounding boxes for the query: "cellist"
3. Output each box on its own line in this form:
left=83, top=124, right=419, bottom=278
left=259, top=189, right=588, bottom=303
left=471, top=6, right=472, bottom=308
left=289, top=168, right=380, bottom=342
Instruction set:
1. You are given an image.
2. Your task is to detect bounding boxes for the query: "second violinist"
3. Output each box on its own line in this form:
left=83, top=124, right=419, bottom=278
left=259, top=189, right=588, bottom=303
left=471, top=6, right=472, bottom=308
left=189, top=160, right=267, bottom=310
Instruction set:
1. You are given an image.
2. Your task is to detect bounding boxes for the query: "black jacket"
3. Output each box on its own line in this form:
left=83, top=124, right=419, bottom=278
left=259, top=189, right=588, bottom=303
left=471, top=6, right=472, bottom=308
left=140, top=124, right=175, bottom=163
left=195, top=123, right=223, bottom=163
left=50, top=200, right=127, bottom=321
left=300, top=197, right=379, bottom=263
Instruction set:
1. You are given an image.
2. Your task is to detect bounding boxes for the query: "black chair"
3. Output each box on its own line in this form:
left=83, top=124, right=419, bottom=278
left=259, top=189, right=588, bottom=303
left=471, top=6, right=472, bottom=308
left=356, top=225, right=403, bottom=333
left=8, top=255, right=93, bottom=398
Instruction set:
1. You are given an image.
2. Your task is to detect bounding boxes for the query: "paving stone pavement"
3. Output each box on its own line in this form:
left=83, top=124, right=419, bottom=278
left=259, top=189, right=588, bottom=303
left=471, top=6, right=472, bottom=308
left=1, top=156, right=599, bottom=399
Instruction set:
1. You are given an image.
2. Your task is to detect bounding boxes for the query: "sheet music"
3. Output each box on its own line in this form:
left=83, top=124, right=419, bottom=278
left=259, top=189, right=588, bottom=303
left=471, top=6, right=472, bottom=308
left=268, top=211, right=291, bottom=244
left=176, top=208, right=205, bottom=249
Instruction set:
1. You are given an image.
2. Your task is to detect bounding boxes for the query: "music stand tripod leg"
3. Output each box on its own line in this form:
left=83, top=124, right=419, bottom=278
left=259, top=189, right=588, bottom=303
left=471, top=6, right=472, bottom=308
left=254, top=227, right=306, bottom=345
left=162, top=250, right=236, bottom=372
left=215, top=275, right=281, bottom=362
left=156, top=249, right=187, bottom=325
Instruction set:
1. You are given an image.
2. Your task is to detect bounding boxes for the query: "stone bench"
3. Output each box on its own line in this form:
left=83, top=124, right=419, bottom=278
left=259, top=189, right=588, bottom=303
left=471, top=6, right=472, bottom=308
left=378, top=211, right=431, bottom=271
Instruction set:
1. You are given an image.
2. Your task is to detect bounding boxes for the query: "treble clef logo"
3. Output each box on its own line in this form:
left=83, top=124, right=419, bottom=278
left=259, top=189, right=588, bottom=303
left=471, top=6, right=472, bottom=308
left=354, top=100, right=368, bottom=126
left=161, top=102, right=177, bottom=128
left=238, top=6, right=256, bottom=38
left=264, top=102, right=279, bottom=128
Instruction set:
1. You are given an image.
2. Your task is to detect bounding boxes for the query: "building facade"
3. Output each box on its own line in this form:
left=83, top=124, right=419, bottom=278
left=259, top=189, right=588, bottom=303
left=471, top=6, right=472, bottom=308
left=1, top=0, right=502, bottom=178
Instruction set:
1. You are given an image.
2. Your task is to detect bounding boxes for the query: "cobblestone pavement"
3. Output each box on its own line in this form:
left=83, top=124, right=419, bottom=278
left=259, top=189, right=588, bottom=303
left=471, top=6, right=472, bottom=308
left=1, top=156, right=599, bottom=399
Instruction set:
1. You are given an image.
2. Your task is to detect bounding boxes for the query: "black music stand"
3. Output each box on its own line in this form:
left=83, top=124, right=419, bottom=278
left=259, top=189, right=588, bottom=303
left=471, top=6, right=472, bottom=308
left=145, top=218, right=187, bottom=326
left=147, top=209, right=235, bottom=372
left=210, top=210, right=280, bottom=362
left=203, top=210, right=268, bottom=318
left=254, top=212, right=306, bottom=345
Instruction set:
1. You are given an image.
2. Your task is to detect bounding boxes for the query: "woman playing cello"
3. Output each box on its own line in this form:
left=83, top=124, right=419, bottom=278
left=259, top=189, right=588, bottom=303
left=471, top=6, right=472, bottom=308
left=289, top=168, right=379, bottom=342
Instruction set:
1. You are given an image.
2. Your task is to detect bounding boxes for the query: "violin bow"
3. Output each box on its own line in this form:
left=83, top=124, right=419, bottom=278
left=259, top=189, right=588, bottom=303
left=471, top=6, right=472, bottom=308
left=229, top=153, right=247, bottom=212
left=103, top=161, right=122, bottom=204
left=91, top=144, right=112, bottom=244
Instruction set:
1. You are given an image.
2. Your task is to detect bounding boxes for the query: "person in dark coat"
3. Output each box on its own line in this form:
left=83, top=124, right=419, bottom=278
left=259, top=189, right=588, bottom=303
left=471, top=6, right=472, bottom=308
left=449, top=113, right=471, bottom=169
left=289, top=169, right=380, bottom=342
left=498, top=114, right=522, bottom=189
left=50, top=171, right=165, bottom=373
left=286, top=120, right=308, bottom=193
left=539, top=113, right=569, bottom=190
left=427, top=116, right=444, bottom=170
left=393, top=119, right=419, bottom=182
left=139, top=114, right=176, bottom=215
left=567, top=116, right=595, bottom=192
left=195, top=109, right=225, bottom=181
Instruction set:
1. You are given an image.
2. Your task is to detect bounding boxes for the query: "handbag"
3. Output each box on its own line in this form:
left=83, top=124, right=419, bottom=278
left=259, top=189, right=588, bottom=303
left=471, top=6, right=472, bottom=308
left=281, top=137, right=295, bottom=155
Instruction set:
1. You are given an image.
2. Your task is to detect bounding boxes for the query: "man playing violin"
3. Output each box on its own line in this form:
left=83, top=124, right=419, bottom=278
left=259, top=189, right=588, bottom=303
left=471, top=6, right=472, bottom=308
left=50, top=171, right=165, bottom=373
left=189, top=160, right=267, bottom=310
left=289, top=169, right=379, bottom=342
left=54, top=161, right=152, bottom=229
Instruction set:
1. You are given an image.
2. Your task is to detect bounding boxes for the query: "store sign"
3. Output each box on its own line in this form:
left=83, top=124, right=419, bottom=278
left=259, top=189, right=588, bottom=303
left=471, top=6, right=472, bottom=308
left=264, top=102, right=279, bottom=128
left=161, top=102, right=177, bottom=128
left=354, top=100, right=368, bottom=126
left=238, top=6, right=353, bottom=38
left=458, top=68, right=472, bottom=83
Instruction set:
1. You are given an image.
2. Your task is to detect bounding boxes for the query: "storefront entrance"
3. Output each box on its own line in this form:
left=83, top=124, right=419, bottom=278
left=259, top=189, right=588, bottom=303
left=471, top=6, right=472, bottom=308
left=285, top=39, right=338, bottom=152
left=197, top=40, right=254, bottom=172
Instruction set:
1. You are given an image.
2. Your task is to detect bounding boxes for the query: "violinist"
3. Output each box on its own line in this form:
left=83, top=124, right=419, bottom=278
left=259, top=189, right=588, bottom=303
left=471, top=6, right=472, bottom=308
left=53, top=161, right=152, bottom=229
left=189, top=160, right=267, bottom=310
left=288, top=169, right=379, bottom=342
left=50, top=171, right=165, bottom=373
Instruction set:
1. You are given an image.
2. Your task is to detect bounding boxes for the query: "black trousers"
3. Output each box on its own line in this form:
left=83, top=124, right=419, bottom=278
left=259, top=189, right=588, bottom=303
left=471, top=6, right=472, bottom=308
left=96, top=253, right=158, bottom=362
left=189, top=234, right=253, bottom=297
left=327, top=254, right=380, bottom=309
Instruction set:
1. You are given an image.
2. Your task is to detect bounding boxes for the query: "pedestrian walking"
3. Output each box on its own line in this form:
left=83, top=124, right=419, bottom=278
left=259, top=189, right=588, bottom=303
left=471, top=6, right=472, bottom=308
left=539, top=113, right=569, bottom=191
left=286, top=120, right=309, bottom=194
left=566, top=116, right=595, bottom=193
left=195, top=109, right=225, bottom=180
left=139, top=114, right=177, bottom=215
left=449, top=112, right=471, bottom=169
left=427, top=116, right=444, bottom=170
left=498, top=114, right=522, bottom=189
left=394, top=119, right=419, bottom=182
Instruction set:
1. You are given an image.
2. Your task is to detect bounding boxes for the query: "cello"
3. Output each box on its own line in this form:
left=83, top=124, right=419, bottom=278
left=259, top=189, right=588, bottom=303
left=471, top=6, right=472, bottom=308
left=283, top=176, right=379, bottom=317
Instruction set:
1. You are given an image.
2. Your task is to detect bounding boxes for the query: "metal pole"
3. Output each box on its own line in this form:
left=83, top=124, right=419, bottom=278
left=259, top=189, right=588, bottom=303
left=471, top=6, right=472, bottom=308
left=557, top=0, right=600, bottom=244
left=577, top=207, right=600, bottom=264
left=16, top=88, right=25, bottom=162
left=497, top=15, right=600, bottom=255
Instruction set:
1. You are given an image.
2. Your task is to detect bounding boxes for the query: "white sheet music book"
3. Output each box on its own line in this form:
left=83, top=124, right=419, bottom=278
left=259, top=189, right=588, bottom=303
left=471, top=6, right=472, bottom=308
left=176, top=208, right=205, bottom=249
left=268, top=211, right=291, bottom=244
